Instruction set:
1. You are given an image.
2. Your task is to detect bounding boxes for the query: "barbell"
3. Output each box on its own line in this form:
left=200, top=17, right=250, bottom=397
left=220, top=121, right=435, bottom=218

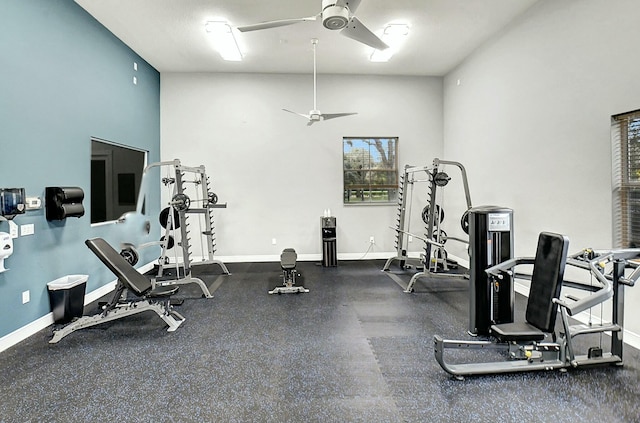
left=169, top=192, right=219, bottom=213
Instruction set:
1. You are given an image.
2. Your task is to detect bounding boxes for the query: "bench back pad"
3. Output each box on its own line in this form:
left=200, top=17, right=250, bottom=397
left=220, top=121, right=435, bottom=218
left=280, top=248, right=297, bottom=269
left=85, top=238, right=152, bottom=296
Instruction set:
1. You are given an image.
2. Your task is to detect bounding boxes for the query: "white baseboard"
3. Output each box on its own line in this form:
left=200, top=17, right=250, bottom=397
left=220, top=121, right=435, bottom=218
left=0, top=313, right=55, bottom=354
left=0, top=262, right=155, bottom=353
left=515, top=281, right=640, bottom=351
left=201, top=251, right=399, bottom=263
left=213, top=251, right=467, bottom=264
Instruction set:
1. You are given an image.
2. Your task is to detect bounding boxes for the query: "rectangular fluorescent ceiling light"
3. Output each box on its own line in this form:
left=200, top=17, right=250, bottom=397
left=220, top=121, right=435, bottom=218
left=205, top=21, right=243, bottom=61
left=370, top=23, right=410, bottom=62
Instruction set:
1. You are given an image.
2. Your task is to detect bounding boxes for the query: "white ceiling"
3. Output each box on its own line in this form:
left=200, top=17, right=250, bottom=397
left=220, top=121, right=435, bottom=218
left=74, top=0, right=539, bottom=76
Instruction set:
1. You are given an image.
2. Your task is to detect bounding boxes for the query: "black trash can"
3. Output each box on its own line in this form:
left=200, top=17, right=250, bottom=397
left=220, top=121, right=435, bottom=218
left=47, top=274, right=88, bottom=323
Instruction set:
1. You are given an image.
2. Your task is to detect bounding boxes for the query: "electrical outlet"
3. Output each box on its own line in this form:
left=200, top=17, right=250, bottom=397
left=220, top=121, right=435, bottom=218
left=272, top=238, right=277, bottom=245
left=369, top=236, right=375, bottom=244
left=408, top=235, right=413, bottom=243
left=22, top=290, right=30, bottom=304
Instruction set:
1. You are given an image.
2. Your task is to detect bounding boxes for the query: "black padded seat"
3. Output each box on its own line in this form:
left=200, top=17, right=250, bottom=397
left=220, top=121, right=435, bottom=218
left=281, top=248, right=297, bottom=270
left=147, top=285, right=179, bottom=297
left=490, top=322, right=545, bottom=342
left=490, top=232, right=569, bottom=343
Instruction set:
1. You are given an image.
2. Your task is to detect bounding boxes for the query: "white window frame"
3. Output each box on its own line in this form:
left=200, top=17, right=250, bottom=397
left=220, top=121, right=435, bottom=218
left=343, top=137, right=398, bottom=204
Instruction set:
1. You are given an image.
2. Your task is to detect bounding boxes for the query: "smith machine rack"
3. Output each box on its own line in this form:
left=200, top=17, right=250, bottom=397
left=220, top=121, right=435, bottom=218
left=383, top=158, right=472, bottom=292
left=121, top=159, right=230, bottom=298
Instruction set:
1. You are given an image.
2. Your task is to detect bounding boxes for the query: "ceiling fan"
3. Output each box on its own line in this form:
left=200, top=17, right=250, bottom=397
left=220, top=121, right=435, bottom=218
left=283, top=39, right=357, bottom=126
left=237, top=0, right=389, bottom=51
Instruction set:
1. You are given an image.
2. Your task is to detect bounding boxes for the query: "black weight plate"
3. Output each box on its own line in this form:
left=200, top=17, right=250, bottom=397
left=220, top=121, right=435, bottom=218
left=119, top=247, right=139, bottom=266
left=160, top=235, right=175, bottom=250
left=421, top=204, right=445, bottom=225
left=434, top=172, right=450, bottom=187
left=421, top=205, right=430, bottom=225
left=436, top=205, right=444, bottom=223
left=159, top=207, right=181, bottom=229
left=461, top=210, right=470, bottom=234
left=436, top=229, right=447, bottom=244
left=171, top=193, right=190, bottom=211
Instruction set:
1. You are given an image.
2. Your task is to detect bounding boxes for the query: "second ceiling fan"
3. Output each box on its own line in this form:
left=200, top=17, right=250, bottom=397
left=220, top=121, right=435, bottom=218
left=237, top=0, right=389, bottom=51
left=283, top=38, right=357, bottom=126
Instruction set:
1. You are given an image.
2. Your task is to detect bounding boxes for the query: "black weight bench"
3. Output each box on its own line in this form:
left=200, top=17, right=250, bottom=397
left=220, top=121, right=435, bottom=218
left=269, top=248, right=309, bottom=294
left=50, top=238, right=185, bottom=343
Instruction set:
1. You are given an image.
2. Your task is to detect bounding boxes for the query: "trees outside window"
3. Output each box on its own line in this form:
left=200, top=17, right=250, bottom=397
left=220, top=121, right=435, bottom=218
left=343, top=137, right=398, bottom=204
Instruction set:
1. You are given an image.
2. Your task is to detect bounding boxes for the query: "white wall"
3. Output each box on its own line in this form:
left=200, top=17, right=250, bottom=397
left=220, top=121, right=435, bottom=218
left=442, top=0, right=640, bottom=337
left=161, top=72, right=443, bottom=261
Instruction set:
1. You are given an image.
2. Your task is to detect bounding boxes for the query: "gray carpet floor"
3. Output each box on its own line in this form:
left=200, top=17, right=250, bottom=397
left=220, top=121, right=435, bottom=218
left=0, top=259, right=638, bottom=422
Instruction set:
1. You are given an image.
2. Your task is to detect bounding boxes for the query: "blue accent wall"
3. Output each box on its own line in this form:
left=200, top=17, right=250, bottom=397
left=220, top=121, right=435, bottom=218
left=0, top=0, right=161, bottom=338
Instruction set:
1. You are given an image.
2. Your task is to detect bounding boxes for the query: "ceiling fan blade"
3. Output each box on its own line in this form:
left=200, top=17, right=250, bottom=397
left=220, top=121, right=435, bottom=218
left=340, top=17, right=389, bottom=50
left=237, top=16, right=317, bottom=32
left=335, top=0, right=362, bottom=13
left=282, top=109, right=311, bottom=119
left=321, top=112, right=358, bottom=121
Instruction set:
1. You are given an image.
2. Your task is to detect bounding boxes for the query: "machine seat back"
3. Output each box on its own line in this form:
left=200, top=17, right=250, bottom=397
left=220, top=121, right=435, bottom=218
left=526, top=232, right=569, bottom=333
left=491, top=232, right=569, bottom=341
left=281, top=248, right=297, bottom=270
left=85, top=238, right=152, bottom=296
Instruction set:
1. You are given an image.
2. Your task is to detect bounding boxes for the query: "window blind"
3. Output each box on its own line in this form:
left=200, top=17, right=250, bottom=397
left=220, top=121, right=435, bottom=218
left=612, top=109, right=640, bottom=248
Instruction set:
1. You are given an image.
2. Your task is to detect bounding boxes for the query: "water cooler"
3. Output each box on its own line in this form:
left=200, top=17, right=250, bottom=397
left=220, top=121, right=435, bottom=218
left=321, top=216, right=337, bottom=267
left=468, top=206, right=514, bottom=335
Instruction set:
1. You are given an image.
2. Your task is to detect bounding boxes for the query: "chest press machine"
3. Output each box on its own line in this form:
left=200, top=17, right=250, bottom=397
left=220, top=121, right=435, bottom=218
left=269, top=248, right=309, bottom=294
left=50, top=238, right=185, bottom=344
left=434, top=232, right=640, bottom=378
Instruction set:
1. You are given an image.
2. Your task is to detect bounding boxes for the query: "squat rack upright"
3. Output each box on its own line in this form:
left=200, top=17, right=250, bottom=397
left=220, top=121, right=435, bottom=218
left=384, top=158, right=472, bottom=292
left=136, top=159, right=230, bottom=298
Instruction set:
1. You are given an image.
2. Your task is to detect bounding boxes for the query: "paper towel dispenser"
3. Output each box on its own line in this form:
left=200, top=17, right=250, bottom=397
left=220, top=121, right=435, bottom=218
left=46, top=187, right=85, bottom=221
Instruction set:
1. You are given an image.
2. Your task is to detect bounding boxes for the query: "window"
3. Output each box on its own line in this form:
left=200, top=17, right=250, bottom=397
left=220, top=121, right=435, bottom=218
left=343, top=137, right=398, bottom=204
left=612, top=110, right=640, bottom=247
left=90, top=138, right=147, bottom=224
